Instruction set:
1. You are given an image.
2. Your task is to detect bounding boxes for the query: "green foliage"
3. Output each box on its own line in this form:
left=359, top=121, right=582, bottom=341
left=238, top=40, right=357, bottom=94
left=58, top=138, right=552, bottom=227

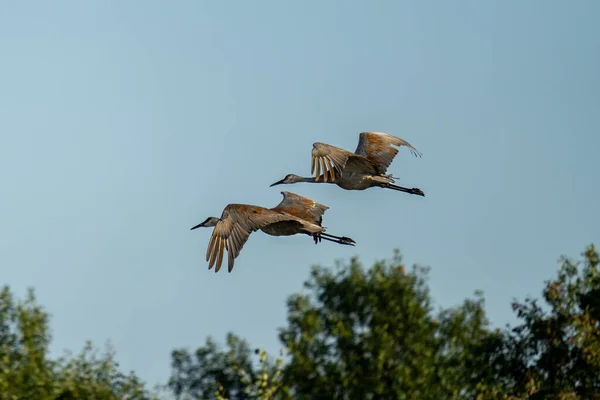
left=169, top=251, right=494, bottom=400
left=168, top=245, right=600, bottom=399
left=19, top=243, right=600, bottom=399
left=169, top=333, right=289, bottom=400
left=0, top=287, right=54, bottom=398
left=475, top=244, right=600, bottom=399
left=53, top=341, right=155, bottom=400
left=215, top=349, right=290, bottom=400
left=279, top=251, right=491, bottom=399
left=0, top=285, right=157, bottom=400
left=169, top=333, right=256, bottom=400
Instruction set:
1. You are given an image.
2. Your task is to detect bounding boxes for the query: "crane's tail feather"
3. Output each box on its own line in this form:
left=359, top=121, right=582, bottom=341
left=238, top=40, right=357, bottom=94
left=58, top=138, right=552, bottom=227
left=384, top=174, right=400, bottom=182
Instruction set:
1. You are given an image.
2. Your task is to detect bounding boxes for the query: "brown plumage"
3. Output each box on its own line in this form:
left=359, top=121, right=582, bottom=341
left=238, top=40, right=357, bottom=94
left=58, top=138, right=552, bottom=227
left=270, top=191, right=329, bottom=227
left=190, top=192, right=355, bottom=273
left=271, top=132, right=425, bottom=196
left=311, top=131, right=422, bottom=182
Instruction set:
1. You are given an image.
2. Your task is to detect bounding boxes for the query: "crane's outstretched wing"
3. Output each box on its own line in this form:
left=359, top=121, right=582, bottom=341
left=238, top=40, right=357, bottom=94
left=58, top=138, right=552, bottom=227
left=354, top=132, right=422, bottom=175
left=271, top=191, right=329, bottom=226
left=311, top=142, right=375, bottom=182
left=206, top=205, right=293, bottom=273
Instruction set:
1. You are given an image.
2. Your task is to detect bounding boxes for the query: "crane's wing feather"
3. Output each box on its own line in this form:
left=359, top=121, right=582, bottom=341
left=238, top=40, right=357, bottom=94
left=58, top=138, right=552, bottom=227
left=205, top=205, right=294, bottom=273
left=312, top=142, right=375, bottom=182
left=354, top=132, right=422, bottom=174
left=271, top=191, right=329, bottom=226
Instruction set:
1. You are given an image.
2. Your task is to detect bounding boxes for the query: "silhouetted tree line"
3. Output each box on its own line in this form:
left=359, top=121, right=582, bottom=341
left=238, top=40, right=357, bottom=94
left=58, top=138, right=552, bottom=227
left=1, top=245, right=599, bottom=399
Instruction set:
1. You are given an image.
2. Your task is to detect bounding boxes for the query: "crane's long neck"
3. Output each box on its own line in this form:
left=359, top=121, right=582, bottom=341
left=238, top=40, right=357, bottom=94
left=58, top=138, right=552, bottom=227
left=300, top=176, right=318, bottom=183
left=299, top=175, right=332, bottom=184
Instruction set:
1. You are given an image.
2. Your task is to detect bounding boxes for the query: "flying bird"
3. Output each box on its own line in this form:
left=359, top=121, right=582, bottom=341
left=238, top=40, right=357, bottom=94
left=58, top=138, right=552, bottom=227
left=191, top=191, right=355, bottom=273
left=271, top=131, right=425, bottom=196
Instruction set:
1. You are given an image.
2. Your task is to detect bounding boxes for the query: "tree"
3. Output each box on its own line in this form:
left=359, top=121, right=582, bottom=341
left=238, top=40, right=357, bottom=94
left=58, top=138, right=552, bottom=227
left=169, top=251, right=494, bottom=399
left=0, top=285, right=157, bottom=400
left=474, top=244, right=600, bottom=399
left=279, top=251, right=492, bottom=400
left=169, top=333, right=289, bottom=400
left=168, top=245, right=600, bottom=399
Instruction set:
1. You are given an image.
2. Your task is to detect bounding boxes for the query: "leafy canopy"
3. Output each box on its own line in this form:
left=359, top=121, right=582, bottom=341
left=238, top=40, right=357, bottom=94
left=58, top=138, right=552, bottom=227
left=169, top=245, right=600, bottom=400
left=0, top=286, right=158, bottom=400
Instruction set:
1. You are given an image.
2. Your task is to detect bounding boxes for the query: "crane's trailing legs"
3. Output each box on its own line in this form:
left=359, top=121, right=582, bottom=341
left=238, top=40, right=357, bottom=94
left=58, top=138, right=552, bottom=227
left=385, top=183, right=425, bottom=197
left=312, top=232, right=356, bottom=246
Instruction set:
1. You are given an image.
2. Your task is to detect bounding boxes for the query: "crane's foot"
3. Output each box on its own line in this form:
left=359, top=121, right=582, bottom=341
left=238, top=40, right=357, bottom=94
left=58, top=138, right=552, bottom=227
left=339, top=236, right=356, bottom=246
left=312, top=233, right=322, bottom=244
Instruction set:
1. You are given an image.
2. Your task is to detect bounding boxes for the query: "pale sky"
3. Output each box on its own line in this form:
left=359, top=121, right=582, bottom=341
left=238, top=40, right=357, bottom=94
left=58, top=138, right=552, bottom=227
left=1, top=0, right=599, bottom=389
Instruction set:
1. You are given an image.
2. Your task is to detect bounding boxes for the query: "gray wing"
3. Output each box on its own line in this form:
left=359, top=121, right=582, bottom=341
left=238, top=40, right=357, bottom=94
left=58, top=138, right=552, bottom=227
left=354, top=132, right=422, bottom=175
left=206, top=204, right=294, bottom=273
left=312, top=142, right=376, bottom=182
left=271, top=191, right=329, bottom=226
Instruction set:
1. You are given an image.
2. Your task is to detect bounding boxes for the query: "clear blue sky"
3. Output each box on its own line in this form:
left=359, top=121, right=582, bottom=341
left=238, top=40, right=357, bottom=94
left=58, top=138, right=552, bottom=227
left=1, top=0, right=598, bottom=389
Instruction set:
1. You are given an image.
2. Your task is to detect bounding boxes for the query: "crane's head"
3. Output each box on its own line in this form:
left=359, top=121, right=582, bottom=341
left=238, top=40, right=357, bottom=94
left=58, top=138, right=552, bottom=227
left=190, top=217, right=220, bottom=230
left=270, top=174, right=302, bottom=187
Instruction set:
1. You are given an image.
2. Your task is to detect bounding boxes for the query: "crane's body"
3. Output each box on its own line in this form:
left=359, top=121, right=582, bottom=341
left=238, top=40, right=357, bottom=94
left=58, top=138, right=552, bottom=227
left=271, top=132, right=425, bottom=196
left=191, top=192, right=355, bottom=273
left=260, top=220, right=311, bottom=236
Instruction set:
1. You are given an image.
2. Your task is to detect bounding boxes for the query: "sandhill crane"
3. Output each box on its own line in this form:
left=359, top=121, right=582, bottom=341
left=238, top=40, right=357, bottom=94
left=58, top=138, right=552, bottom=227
left=270, top=131, right=425, bottom=196
left=190, top=191, right=355, bottom=273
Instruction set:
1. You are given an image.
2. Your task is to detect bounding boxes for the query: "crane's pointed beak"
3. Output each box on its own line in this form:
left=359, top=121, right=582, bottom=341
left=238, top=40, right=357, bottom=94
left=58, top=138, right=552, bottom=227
left=190, top=222, right=205, bottom=230
left=270, top=179, right=284, bottom=187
